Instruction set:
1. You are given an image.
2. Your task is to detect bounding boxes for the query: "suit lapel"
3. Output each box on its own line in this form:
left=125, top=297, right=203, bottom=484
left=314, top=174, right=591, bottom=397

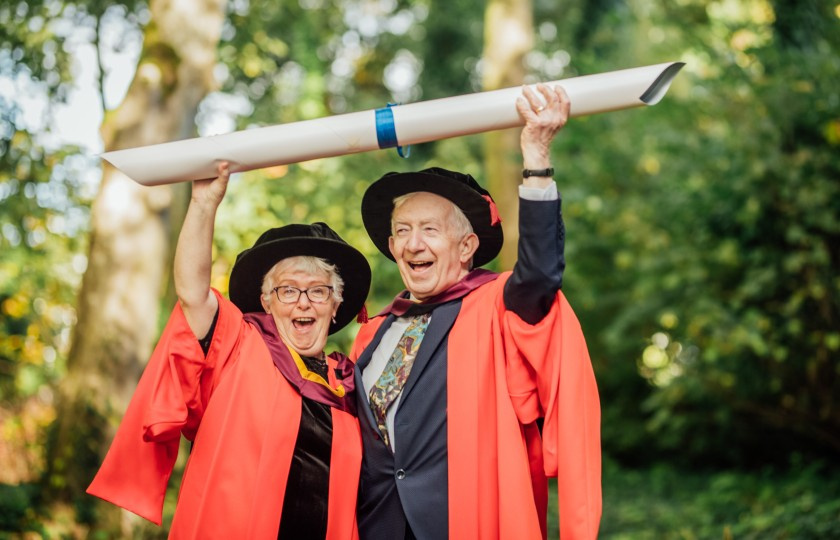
left=398, top=300, right=461, bottom=403
left=354, top=314, right=396, bottom=427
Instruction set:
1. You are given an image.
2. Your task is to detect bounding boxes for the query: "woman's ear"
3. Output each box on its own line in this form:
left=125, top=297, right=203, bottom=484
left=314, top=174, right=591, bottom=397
left=260, top=293, right=271, bottom=313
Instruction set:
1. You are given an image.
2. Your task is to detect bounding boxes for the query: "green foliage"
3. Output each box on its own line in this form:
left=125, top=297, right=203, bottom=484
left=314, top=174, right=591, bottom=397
left=591, top=458, right=840, bottom=539
left=0, top=134, right=90, bottom=406
left=40, top=397, right=110, bottom=518
left=219, top=0, right=426, bottom=122
left=415, top=0, right=483, bottom=99
left=638, top=1, right=840, bottom=465
left=0, top=483, right=45, bottom=536
left=533, top=0, right=840, bottom=466
left=0, top=152, right=87, bottom=519
left=544, top=459, right=840, bottom=538
left=0, top=2, right=146, bottom=513
left=0, top=1, right=72, bottom=96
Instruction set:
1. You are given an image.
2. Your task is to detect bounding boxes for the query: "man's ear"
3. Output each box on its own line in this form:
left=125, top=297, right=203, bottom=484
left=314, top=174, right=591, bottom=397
left=460, top=233, right=479, bottom=263
left=388, top=236, right=397, bottom=259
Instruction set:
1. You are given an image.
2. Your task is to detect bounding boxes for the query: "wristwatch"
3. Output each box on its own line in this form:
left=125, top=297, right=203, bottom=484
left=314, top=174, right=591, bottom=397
left=522, top=167, right=554, bottom=178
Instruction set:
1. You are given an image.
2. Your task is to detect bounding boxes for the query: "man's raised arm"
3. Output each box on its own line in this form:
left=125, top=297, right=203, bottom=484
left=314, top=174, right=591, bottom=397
left=504, top=85, right=570, bottom=324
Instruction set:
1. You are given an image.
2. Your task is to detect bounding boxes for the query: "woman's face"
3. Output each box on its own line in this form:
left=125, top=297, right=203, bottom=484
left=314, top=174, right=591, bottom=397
left=260, top=267, right=339, bottom=358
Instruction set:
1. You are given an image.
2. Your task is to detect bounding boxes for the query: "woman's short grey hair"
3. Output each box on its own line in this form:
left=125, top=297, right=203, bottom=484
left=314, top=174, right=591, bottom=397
left=261, top=256, right=344, bottom=303
left=391, top=192, right=474, bottom=240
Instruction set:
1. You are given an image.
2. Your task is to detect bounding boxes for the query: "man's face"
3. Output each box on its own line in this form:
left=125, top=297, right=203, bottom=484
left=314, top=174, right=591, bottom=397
left=388, top=192, right=478, bottom=301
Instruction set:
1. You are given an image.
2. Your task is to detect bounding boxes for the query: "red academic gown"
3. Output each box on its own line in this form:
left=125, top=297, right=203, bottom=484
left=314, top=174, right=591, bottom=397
left=351, top=272, right=601, bottom=539
left=88, top=291, right=361, bottom=539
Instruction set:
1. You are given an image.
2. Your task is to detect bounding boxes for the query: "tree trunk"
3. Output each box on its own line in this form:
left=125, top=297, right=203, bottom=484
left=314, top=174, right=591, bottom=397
left=481, top=0, right=533, bottom=269
left=42, top=0, right=226, bottom=529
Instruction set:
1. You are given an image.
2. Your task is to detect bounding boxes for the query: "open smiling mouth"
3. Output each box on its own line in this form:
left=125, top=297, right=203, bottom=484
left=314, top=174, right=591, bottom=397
left=408, top=261, right=433, bottom=271
left=292, top=317, right=316, bottom=329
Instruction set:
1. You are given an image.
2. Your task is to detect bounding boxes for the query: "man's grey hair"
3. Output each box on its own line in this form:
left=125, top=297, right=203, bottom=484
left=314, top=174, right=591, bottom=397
left=261, top=256, right=344, bottom=303
left=391, top=192, right=474, bottom=240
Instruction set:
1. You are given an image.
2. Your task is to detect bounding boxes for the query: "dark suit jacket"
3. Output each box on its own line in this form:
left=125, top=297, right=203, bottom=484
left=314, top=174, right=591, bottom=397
left=355, top=197, right=564, bottom=539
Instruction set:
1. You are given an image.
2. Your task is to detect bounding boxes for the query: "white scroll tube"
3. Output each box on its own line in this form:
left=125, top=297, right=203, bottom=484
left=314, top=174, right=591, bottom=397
left=102, top=61, right=684, bottom=186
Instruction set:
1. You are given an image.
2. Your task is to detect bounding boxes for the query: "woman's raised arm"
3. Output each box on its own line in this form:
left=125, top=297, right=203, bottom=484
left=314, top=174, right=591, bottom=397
left=174, top=161, right=230, bottom=338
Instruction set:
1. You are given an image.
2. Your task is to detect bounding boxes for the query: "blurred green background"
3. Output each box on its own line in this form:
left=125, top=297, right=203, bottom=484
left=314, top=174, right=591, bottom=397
left=1, top=0, right=838, bottom=537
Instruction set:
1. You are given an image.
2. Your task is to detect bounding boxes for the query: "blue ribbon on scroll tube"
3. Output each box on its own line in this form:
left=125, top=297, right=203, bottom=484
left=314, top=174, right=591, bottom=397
left=375, top=103, right=410, bottom=158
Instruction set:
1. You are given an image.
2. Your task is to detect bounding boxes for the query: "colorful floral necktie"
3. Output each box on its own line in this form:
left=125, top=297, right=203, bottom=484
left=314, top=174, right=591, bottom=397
left=368, top=313, right=431, bottom=449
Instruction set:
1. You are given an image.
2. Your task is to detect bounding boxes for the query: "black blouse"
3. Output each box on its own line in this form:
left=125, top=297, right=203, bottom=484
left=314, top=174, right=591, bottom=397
left=277, top=356, right=333, bottom=540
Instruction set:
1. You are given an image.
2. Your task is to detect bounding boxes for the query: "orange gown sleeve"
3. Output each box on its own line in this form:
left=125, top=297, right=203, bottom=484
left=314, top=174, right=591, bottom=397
left=87, top=290, right=240, bottom=525
left=503, top=290, right=602, bottom=540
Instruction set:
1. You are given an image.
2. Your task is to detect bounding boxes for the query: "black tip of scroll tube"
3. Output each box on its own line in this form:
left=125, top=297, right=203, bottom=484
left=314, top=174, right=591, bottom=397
left=640, top=62, right=686, bottom=105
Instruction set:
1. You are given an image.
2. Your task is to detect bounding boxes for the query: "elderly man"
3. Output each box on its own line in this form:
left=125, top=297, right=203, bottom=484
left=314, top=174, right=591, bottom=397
left=350, top=85, right=602, bottom=539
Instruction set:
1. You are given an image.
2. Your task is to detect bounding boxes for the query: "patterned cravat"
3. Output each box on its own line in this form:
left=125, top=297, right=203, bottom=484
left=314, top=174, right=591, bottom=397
left=368, top=313, right=431, bottom=449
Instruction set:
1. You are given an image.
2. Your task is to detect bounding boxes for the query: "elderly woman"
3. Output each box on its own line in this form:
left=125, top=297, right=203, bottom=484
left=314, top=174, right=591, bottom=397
left=88, top=163, right=371, bottom=539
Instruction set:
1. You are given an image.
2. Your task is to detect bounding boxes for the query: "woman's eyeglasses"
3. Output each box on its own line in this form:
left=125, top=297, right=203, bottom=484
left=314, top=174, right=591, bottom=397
left=271, top=285, right=333, bottom=304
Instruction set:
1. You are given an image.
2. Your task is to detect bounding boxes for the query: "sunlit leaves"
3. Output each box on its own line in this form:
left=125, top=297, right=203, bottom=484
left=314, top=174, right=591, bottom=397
left=0, top=1, right=129, bottom=411
left=0, top=127, right=89, bottom=404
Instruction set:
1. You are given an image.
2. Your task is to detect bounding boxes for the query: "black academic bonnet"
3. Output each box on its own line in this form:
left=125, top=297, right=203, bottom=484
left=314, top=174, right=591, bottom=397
left=361, top=167, right=504, bottom=268
left=228, top=222, right=371, bottom=334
